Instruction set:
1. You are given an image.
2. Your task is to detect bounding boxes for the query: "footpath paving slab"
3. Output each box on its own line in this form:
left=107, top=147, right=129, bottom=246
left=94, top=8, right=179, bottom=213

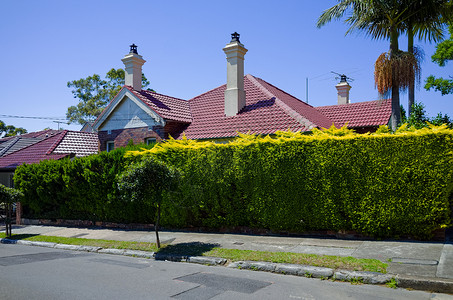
left=352, top=241, right=444, bottom=261
left=437, top=243, right=453, bottom=279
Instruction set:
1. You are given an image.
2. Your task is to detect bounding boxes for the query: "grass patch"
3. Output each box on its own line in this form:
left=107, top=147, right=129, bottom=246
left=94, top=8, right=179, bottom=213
left=1, top=233, right=387, bottom=273
left=1, top=233, right=159, bottom=252
left=203, top=248, right=387, bottom=273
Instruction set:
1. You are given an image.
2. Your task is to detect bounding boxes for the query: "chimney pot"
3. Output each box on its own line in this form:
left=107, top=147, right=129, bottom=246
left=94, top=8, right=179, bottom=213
left=336, top=80, right=351, bottom=105
left=122, top=44, right=146, bottom=91
left=129, top=44, right=138, bottom=54
left=223, top=33, right=248, bottom=116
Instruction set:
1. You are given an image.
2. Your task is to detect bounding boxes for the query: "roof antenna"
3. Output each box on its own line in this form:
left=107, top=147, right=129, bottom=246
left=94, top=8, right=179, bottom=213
left=331, top=71, right=354, bottom=83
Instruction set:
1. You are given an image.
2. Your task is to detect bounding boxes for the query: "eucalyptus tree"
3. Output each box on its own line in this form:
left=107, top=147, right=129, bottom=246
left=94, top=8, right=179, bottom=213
left=317, top=0, right=451, bottom=130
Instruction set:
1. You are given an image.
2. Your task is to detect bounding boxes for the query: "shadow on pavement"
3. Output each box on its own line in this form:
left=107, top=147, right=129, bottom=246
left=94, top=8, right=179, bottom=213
left=157, top=242, right=220, bottom=256
left=0, top=234, right=39, bottom=240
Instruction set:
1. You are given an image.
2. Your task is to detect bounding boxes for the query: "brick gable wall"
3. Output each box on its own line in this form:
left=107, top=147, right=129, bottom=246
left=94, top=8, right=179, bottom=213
left=98, top=127, right=163, bottom=151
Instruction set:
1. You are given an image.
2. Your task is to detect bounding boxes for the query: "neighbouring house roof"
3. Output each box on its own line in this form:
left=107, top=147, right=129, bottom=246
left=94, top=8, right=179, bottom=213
left=316, top=99, right=392, bottom=128
left=179, top=74, right=334, bottom=139
left=0, top=130, right=98, bottom=170
left=0, top=129, right=61, bottom=157
left=52, top=131, right=99, bottom=157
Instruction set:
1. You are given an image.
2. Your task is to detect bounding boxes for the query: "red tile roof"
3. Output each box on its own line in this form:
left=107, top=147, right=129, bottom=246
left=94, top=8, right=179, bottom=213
left=0, top=129, right=60, bottom=143
left=52, top=131, right=98, bottom=157
left=252, top=76, right=334, bottom=129
left=181, top=74, right=332, bottom=139
left=316, top=99, right=391, bottom=128
left=0, top=132, right=68, bottom=169
left=126, top=86, right=192, bottom=123
left=0, top=130, right=98, bottom=170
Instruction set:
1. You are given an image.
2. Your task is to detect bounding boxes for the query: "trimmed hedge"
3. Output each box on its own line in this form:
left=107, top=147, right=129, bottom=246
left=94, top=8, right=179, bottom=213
left=14, top=144, right=155, bottom=223
left=14, top=125, right=453, bottom=239
left=131, top=125, right=453, bottom=238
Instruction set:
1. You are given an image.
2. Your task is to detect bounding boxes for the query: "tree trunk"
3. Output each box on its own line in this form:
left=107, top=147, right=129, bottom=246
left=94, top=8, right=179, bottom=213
left=6, top=202, right=12, bottom=237
left=408, top=26, right=415, bottom=117
left=390, top=27, right=401, bottom=131
left=155, top=203, right=161, bottom=248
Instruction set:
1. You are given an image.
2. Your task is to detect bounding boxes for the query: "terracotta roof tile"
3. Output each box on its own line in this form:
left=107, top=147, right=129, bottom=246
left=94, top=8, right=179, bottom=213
left=316, top=99, right=391, bottom=128
left=0, top=132, right=68, bottom=169
left=126, top=86, right=192, bottom=123
left=181, top=75, right=332, bottom=139
left=0, top=130, right=98, bottom=170
left=53, top=131, right=98, bottom=157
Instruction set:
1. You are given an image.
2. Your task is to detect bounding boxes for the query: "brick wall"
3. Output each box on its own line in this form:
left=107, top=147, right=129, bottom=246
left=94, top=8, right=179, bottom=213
left=98, top=126, right=162, bottom=151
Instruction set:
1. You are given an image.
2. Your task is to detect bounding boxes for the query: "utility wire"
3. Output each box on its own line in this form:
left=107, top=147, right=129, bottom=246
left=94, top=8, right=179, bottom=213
left=0, top=114, right=67, bottom=121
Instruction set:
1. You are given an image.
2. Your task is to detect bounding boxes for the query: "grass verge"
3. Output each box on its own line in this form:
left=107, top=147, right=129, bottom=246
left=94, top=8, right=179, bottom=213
left=0, top=233, right=387, bottom=273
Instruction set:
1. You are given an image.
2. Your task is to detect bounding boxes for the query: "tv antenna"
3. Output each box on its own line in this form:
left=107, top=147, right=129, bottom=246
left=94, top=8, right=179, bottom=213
left=331, top=71, right=354, bottom=83
left=53, top=120, right=67, bottom=130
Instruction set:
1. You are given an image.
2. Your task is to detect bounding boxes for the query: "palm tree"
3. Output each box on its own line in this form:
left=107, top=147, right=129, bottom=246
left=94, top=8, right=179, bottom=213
left=405, top=1, right=452, bottom=115
left=317, top=0, right=452, bottom=130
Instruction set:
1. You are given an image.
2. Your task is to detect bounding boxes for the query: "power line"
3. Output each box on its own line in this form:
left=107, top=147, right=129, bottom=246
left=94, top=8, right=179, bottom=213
left=0, top=114, right=67, bottom=121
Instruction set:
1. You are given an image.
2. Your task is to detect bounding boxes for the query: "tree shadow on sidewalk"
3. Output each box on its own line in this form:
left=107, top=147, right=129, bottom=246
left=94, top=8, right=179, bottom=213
left=156, top=242, right=220, bottom=256
left=0, top=234, right=38, bottom=240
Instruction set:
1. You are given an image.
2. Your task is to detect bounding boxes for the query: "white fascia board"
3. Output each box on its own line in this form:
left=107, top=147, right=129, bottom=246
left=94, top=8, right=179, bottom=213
left=93, top=89, right=166, bottom=130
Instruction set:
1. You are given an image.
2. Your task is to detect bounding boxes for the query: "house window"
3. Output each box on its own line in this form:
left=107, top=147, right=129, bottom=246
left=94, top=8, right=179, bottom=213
left=146, top=138, right=157, bottom=146
left=106, top=141, right=115, bottom=152
left=9, top=174, right=14, bottom=188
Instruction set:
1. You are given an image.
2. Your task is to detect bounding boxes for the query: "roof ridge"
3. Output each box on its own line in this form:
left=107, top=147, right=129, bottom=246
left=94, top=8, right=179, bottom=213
left=46, top=130, right=68, bottom=155
left=316, top=98, right=390, bottom=108
left=250, top=75, right=316, bottom=109
left=134, top=87, right=188, bottom=102
left=246, top=74, right=316, bottom=130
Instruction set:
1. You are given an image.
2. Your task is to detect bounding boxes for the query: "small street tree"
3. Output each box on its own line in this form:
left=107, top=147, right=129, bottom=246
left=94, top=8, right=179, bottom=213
left=0, top=184, right=23, bottom=237
left=118, top=157, right=180, bottom=248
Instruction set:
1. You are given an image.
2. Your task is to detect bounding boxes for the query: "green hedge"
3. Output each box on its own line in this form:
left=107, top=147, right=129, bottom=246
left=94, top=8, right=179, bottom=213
left=14, top=144, right=155, bottom=223
left=14, top=126, right=453, bottom=239
left=139, top=126, right=453, bottom=238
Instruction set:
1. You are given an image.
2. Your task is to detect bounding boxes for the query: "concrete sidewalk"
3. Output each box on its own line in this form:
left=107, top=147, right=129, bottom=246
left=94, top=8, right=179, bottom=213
left=2, top=225, right=453, bottom=291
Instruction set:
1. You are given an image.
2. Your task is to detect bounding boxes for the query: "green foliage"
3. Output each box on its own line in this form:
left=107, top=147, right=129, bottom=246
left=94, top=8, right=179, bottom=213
left=14, top=144, right=152, bottom=222
left=425, top=23, right=453, bottom=95
left=401, top=102, right=452, bottom=129
left=118, top=157, right=180, bottom=206
left=0, top=184, right=23, bottom=204
left=131, top=126, right=453, bottom=239
left=0, top=120, right=27, bottom=138
left=67, top=68, right=152, bottom=125
left=13, top=127, right=453, bottom=239
left=425, top=75, right=453, bottom=95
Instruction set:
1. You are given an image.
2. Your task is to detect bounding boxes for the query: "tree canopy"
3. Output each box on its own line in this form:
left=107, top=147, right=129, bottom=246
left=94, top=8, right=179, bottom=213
left=118, top=157, right=180, bottom=248
left=425, top=23, right=453, bottom=95
left=0, top=120, right=27, bottom=138
left=67, top=68, right=152, bottom=125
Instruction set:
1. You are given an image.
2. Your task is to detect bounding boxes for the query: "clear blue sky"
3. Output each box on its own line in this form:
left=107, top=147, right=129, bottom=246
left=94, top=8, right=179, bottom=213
left=1, top=0, right=451, bottom=132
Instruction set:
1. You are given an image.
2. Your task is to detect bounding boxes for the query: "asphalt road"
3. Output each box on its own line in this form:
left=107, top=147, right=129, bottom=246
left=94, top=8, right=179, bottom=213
left=0, top=244, right=451, bottom=300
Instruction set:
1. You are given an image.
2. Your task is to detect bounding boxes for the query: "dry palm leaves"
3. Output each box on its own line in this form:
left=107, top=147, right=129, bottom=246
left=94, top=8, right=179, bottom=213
left=374, top=47, right=422, bottom=97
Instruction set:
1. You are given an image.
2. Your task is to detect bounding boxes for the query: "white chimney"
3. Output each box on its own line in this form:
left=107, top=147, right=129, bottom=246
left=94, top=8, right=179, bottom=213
left=121, top=44, right=146, bottom=91
left=336, top=74, right=351, bottom=105
left=223, top=32, right=248, bottom=116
